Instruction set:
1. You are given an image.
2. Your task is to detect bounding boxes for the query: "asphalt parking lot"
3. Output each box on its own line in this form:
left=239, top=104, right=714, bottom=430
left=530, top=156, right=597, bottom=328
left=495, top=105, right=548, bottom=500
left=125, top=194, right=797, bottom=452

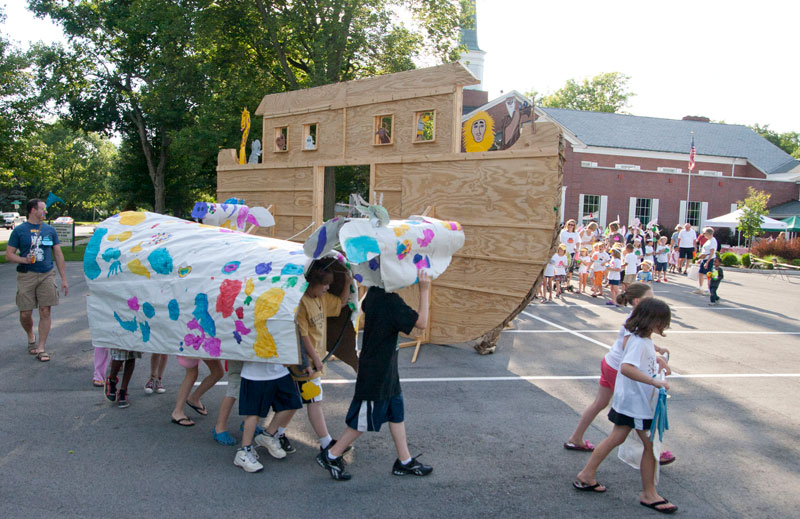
left=1, top=262, right=798, bottom=518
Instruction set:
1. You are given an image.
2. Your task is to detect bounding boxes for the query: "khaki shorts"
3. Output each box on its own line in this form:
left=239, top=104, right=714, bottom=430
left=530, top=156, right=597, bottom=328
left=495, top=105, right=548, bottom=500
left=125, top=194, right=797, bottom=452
left=16, top=270, right=59, bottom=311
left=226, top=360, right=243, bottom=398
left=623, top=274, right=636, bottom=285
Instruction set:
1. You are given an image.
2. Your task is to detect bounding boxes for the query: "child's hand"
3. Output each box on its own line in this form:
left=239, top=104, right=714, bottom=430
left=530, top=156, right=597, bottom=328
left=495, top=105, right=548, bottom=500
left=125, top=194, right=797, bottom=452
left=418, top=270, right=432, bottom=290
left=313, top=358, right=324, bottom=373
left=656, top=356, right=671, bottom=375
left=653, top=379, right=670, bottom=390
left=654, top=345, right=670, bottom=356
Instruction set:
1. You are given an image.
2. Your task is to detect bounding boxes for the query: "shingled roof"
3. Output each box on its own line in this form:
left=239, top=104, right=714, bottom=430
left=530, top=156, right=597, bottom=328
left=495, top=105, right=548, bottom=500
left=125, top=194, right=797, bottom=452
left=539, top=108, right=800, bottom=175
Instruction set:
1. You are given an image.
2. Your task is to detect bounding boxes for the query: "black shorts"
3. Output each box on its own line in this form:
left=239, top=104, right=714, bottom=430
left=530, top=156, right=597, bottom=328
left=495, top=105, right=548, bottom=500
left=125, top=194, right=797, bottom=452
left=238, top=374, right=303, bottom=418
left=345, top=393, right=405, bottom=432
left=608, top=279, right=620, bottom=286
left=679, top=247, right=694, bottom=259
left=698, top=258, right=713, bottom=274
left=655, top=261, right=667, bottom=272
left=608, top=408, right=652, bottom=431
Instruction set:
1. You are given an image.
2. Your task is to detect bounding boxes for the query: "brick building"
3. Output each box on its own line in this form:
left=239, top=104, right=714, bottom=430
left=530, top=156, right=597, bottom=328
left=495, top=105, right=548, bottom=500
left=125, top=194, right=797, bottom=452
left=534, top=108, right=800, bottom=230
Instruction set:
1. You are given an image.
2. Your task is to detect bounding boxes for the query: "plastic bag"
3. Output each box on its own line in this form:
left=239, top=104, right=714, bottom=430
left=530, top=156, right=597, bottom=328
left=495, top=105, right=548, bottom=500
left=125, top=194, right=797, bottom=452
left=688, top=263, right=699, bottom=280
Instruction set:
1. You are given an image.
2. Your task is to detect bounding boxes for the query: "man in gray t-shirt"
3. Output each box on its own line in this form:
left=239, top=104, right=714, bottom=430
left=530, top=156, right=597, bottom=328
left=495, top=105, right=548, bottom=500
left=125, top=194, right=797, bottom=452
left=5, top=199, right=69, bottom=361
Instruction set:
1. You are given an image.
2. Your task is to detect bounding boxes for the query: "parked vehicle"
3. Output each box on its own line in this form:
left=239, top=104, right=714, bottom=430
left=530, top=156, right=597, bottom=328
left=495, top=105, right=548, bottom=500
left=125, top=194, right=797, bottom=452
left=2, top=212, right=25, bottom=229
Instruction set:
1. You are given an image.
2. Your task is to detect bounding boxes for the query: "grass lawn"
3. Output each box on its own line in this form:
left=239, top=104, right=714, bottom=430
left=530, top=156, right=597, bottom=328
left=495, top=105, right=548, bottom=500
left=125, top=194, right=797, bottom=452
left=0, top=241, right=86, bottom=264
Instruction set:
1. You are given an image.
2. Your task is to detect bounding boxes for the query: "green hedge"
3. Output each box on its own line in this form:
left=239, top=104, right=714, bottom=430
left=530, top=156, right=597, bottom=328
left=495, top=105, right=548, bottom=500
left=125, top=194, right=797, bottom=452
left=720, top=252, right=739, bottom=266
left=741, top=253, right=751, bottom=267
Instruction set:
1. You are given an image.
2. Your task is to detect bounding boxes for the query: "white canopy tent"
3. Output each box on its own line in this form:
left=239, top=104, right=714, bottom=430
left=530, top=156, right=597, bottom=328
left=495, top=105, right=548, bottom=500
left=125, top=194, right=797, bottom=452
left=706, top=208, right=788, bottom=230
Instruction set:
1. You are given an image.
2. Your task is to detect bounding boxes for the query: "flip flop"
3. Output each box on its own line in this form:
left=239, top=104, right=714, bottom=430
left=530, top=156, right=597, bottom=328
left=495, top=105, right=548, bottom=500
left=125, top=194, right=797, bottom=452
left=640, top=499, right=678, bottom=514
left=28, top=337, right=37, bottom=355
left=92, top=379, right=105, bottom=387
left=573, top=480, right=606, bottom=493
left=564, top=441, right=595, bottom=452
left=171, top=417, right=195, bottom=427
left=35, top=351, right=50, bottom=362
left=186, top=401, right=208, bottom=416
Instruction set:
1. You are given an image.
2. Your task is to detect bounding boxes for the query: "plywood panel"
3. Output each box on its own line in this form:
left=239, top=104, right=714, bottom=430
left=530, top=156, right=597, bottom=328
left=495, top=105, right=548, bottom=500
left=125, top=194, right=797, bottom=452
left=374, top=163, right=403, bottom=191
left=437, top=257, right=533, bottom=299
left=459, top=226, right=554, bottom=261
left=380, top=192, right=403, bottom=219
left=427, top=285, right=522, bottom=344
left=260, top=110, right=345, bottom=167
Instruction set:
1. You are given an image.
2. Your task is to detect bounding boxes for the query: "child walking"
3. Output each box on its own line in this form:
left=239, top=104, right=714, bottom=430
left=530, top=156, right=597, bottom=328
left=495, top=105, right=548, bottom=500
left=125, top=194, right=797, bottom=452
left=105, top=348, right=142, bottom=408
left=278, top=262, right=351, bottom=453
left=317, top=271, right=433, bottom=481
left=542, top=256, right=555, bottom=302
left=622, top=243, right=638, bottom=290
left=654, top=237, right=669, bottom=283
left=590, top=242, right=609, bottom=298
left=668, top=245, right=679, bottom=274
left=552, top=244, right=569, bottom=298
left=573, top=298, right=677, bottom=514
left=606, top=249, right=622, bottom=306
left=578, top=247, right=591, bottom=294
left=708, top=257, right=724, bottom=305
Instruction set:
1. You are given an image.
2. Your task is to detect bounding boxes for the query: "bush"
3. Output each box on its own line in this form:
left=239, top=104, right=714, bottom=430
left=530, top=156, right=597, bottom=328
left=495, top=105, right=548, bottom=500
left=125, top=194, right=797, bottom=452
left=720, top=252, right=739, bottom=266
left=750, top=237, right=800, bottom=261
left=793, top=259, right=800, bottom=267
left=741, top=253, right=751, bottom=267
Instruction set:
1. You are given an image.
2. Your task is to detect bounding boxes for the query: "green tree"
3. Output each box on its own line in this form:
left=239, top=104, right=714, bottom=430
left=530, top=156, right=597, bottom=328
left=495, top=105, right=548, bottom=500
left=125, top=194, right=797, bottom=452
left=737, top=187, right=771, bottom=247
left=532, top=72, right=634, bottom=113
left=750, top=124, right=800, bottom=159
left=20, top=121, right=117, bottom=219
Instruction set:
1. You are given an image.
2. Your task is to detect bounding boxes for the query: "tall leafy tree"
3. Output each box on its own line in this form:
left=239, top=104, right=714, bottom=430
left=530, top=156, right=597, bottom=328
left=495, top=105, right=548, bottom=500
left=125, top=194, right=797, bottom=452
left=533, top=72, right=634, bottom=113
left=737, top=187, right=770, bottom=247
left=750, top=124, right=800, bottom=159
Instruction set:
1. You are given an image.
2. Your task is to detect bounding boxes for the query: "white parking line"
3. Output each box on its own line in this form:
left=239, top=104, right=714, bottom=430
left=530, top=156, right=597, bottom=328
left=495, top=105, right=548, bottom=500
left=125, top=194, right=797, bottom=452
left=200, top=373, right=800, bottom=387
left=506, top=330, right=800, bottom=335
left=529, top=303, right=749, bottom=310
left=519, top=311, right=612, bottom=350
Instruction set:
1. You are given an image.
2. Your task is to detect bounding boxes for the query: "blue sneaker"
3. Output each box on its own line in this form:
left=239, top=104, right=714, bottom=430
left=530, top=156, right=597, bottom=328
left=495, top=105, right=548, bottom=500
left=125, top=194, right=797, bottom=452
left=213, top=427, right=237, bottom=446
left=240, top=421, right=265, bottom=436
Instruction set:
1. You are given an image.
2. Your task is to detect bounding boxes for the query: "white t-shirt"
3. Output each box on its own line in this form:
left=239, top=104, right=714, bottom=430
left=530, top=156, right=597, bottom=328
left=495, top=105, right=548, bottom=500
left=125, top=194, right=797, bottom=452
left=544, top=261, right=555, bottom=277
left=604, top=319, right=632, bottom=370
left=240, top=361, right=289, bottom=381
left=700, top=237, right=718, bottom=258
left=678, top=228, right=697, bottom=248
left=655, top=245, right=669, bottom=263
left=559, top=230, right=580, bottom=254
left=644, top=245, right=654, bottom=263
left=578, top=255, right=591, bottom=274
left=579, top=229, right=597, bottom=247
left=591, top=251, right=609, bottom=272
left=624, top=252, right=639, bottom=275
left=552, top=253, right=569, bottom=275
left=608, top=258, right=622, bottom=280
left=612, top=334, right=658, bottom=419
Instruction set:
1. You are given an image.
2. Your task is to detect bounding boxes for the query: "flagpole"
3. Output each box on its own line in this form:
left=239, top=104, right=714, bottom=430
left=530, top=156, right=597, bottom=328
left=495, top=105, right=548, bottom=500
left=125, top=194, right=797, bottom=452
left=686, top=132, right=694, bottom=226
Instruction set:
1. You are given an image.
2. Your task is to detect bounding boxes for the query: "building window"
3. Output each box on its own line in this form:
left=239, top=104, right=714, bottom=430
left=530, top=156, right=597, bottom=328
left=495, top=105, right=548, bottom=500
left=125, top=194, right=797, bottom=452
left=414, top=110, right=435, bottom=142
left=374, top=114, right=393, bottom=145
left=615, top=163, right=640, bottom=170
left=687, top=201, right=701, bottom=227
left=581, top=161, right=598, bottom=168
left=635, top=198, right=652, bottom=223
left=582, top=194, right=600, bottom=224
left=274, top=127, right=288, bottom=152
left=657, top=166, right=682, bottom=173
left=303, top=123, right=318, bottom=150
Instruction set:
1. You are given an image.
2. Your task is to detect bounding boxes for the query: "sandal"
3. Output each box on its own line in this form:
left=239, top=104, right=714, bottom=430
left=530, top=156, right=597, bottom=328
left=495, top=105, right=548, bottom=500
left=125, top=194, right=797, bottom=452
left=28, top=336, right=37, bottom=355
left=572, top=480, right=606, bottom=493
left=640, top=499, right=678, bottom=514
left=564, top=440, right=595, bottom=452
left=171, top=417, right=195, bottom=427
left=35, top=351, right=51, bottom=362
left=186, top=401, right=208, bottom=416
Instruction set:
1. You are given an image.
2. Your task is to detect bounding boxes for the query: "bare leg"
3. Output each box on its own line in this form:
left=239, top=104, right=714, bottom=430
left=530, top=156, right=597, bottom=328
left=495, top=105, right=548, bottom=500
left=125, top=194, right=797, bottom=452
left=120, top=359, right=136, bottom=390
left=389, top=421, right=411, bottom=461
left=567, top=385, right=613, bottom=446
left=306, top=401, right=329, bottom=439
left=35, top=306, right=52, bottom=353
left=576, top=424, right=631, bottom=488
left=187, top=359, right=224, bottom=408
left=328, top=426, right=362, bottom=457
left=150, top=353, right=168, bottom=378
left=19, top=310, right=35, bottom=343
left=171, top=366, right=199, bottom=422
left=635, top=430, right=676, bottom=511
left=215, top=396, right=236, bottom=433
left=241, top=415, right=259, bottom=446
left=265, top=409, right=297, bottom=435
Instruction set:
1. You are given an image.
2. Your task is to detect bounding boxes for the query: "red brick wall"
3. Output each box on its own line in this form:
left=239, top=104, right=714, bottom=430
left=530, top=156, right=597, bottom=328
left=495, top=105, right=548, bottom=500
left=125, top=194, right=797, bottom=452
left=562, top=143, right=798, bottom=229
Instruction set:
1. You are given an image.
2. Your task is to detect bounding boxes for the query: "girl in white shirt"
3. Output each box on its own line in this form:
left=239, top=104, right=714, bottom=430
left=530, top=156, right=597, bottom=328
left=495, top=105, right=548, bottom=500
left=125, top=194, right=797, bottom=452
left=606, top=249, right=623, bottom=306
left=574, top=298, right=676, bottom=514
left=577, top=246, right=591, bottom=294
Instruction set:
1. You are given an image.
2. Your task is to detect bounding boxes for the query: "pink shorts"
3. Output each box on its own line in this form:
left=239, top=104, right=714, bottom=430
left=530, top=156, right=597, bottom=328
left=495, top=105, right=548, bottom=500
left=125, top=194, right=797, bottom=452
left=177, top=355, right=201, bottom=369
left=599, top=358, right=618, bottom=389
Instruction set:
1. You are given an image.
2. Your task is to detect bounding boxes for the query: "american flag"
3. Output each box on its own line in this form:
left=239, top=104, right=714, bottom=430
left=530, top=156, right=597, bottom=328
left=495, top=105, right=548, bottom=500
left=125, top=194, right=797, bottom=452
left=688, top=136, right=696, bottom=171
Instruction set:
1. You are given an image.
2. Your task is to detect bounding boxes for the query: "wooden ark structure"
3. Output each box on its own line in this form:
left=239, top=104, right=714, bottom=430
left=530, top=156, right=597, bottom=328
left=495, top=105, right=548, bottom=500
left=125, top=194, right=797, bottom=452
left=217, top=63, right=563, bottom=350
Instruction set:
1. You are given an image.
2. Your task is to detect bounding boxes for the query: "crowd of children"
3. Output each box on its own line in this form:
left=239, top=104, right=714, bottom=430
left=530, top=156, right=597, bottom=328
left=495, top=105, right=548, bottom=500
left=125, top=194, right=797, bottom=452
left=543, top=219, right=724, bottom=307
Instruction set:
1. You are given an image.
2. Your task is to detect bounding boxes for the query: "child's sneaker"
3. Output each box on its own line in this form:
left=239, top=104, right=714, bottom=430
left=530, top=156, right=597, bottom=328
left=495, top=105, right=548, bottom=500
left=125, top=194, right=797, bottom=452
left=316, top=451, right=351, bottom=481
left=117, top=389, right=130, bottom=408
left=155, top=378, right=166, bottom=393
left=255, top=432, right=286, bottom=459
left=278, top=434, right=296, bottom=454
left=392, top=455, right=433, bottom=477
left=321, top=438, right=352, bottom=455
left=144, top=378, right=155, bottom=395
left=105, top=376, right=117, bottom=402
left=234, top=447, right=263, bottom=473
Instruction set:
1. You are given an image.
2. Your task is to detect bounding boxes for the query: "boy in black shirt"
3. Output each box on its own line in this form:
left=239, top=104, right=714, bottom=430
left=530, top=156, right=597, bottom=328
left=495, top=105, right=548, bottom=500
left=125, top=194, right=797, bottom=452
left=317, top=271, right=432, bottom=481
left=708, top=257, right=724, bottom=305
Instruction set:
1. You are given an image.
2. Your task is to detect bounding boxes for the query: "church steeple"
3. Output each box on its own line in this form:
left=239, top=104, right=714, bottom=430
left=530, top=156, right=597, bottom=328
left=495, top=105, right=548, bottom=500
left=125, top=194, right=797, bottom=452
left=458, top=0, right=486, bottom=91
